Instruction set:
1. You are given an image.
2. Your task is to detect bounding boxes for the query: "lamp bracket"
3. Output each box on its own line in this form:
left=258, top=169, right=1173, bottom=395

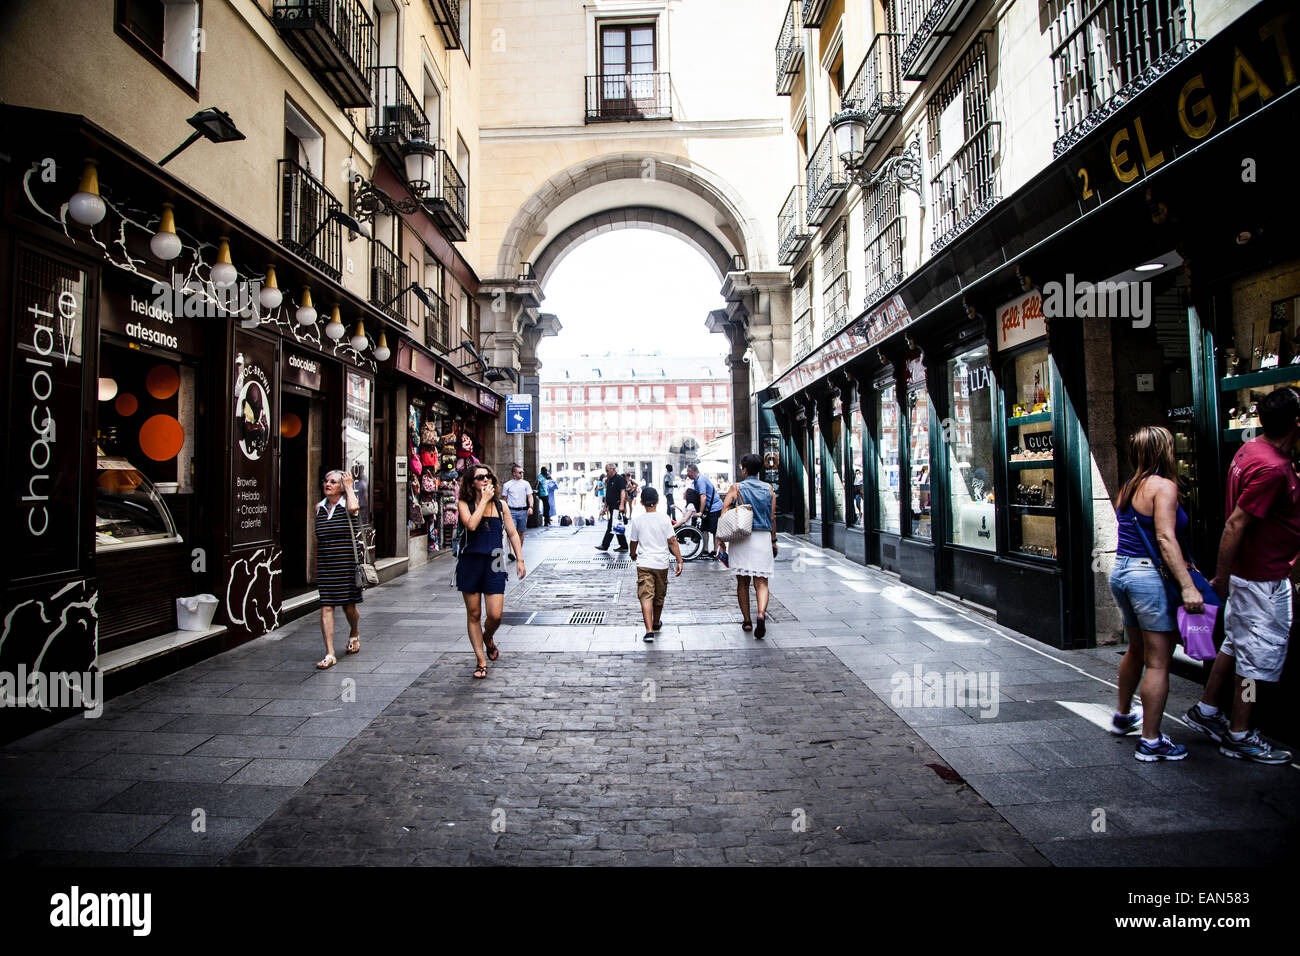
left=852, top=137, right=924, bottom=202
left=353, top=178, right=423, bottom=222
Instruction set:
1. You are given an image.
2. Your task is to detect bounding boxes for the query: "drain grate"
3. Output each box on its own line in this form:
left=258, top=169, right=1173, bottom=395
left=567, top=610, right=607, bottom=625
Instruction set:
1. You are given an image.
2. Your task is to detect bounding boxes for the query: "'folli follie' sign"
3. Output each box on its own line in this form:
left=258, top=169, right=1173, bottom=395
left=1067, top=2, right=1295, bottom=202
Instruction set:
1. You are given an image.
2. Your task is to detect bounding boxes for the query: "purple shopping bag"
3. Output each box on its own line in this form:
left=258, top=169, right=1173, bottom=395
left=1176, top=604, right=1219, bottom=661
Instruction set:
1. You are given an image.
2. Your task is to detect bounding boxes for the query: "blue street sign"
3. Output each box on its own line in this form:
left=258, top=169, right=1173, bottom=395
left=505, top=393, right=533, bottom=434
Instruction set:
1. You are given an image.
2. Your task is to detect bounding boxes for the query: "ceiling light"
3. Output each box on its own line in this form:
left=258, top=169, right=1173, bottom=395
left=296, top=286, right=317, bottom=326
left=211, top=237, right=237, bottom=287
left=260, top=265, right=283, bottom=310
left=149, top=202, right=182, bottom=260
left=325, top=305, right=346, bottom=341
left=68, top=158, right=106, bottom=226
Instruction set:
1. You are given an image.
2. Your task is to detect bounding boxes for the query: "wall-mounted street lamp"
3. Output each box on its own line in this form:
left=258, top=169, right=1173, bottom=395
left=302, top=208, right=372, bottom=249
left=158, top=108, right=245, bottom=167
left=379, top=281, right=436, bottom=312
left=829, top=106, right=924, bottom=201
left=458, top=338, right=517, bottom=385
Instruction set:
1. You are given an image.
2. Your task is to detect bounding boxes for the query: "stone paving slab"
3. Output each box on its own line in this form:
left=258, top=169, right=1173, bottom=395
left=224, top=647, right=1043, bottom=867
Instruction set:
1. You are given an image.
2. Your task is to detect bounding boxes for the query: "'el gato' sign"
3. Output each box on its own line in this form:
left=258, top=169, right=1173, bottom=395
left=1069, top=5, right=1295, bottom=200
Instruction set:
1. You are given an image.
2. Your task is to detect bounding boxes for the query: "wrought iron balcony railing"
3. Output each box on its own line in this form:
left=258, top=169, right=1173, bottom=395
left=272, top=0, right=376, bottom=109
left=823, top=272, right=851, bottom=337
left=802, top=0, right=831, bottom=28
left=425, top=0, right=461, bottom=50
left=424, top=293, right=451, bottom=351
left=1050, top=0, right=1201, bottom=157
left=842, top=33, right=910, bottom=145
left=776, top=1, right=804, bottom=96
left=805, top=126, right=849, bottom=226
left=420, top=148, right=468, bottom=242
left=368, top=66, right=431, bottom=173
left=927, top=38, right=1000, bottom=253
left=862, top=180, right=906, bottom=309
left=778, top=185, right=812, bottom=266
left=585, top=73, right=672, bottom=122
left=370, top=239, right=407, bottom=323
left=278, top=159, right=343, bottom=280
left=893, top=0, right=981, bottom=81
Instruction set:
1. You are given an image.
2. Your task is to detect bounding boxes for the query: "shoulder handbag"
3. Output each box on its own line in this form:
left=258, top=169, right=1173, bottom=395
left=344, top=507, right=380, bottom=589
left=716, top=502, right=753, bottom=543
left=1128, top=514, right=1219, bottom=660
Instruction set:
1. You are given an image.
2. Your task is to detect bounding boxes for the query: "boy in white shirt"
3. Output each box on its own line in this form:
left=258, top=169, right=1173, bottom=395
left=627, top=487, right=683, bottom=643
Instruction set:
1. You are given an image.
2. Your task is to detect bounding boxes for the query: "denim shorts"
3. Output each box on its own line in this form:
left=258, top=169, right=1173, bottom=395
left=1109, top=555, right=1176, bottom=632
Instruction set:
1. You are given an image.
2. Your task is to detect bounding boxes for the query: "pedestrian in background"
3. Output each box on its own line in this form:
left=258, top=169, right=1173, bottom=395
left=537, top=466, right=553, bottom=527
left=663, top=464, right=678, bottom=519
left=502, top=464, right=534, bottom=542
left=628, top=486, right=682, bottom=643
left=1187, top=387, right=1299, bottom=765
left=457, top=464, right=526, bottom=679
left=1108, top=425, right=1209, bottom=761
left=686, top=463, right=723, bottom=557
left=313, top=470, right=362, bottom=669
left=596, top=462, right=629, bottom=552
left=719, top=454, right=777, bottom=637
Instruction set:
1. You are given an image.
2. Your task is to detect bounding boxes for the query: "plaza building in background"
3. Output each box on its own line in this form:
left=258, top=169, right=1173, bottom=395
left=537, top=353, right=732, bottom=488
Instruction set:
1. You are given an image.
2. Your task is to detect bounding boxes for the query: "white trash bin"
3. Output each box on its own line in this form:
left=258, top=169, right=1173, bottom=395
left=176, top=594, right=219, bottom=631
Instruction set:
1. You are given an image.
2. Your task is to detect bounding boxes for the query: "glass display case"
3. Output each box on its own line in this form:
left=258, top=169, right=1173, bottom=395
left=95, top=452, right=182, bottom=551
left=1004, top=345, right=1056, bottom=560
left=908, top=387, right=931, bottom=539
left=947, top=345, right=997, bottom=551
left=876, top=383, right=901, bottom=534
left=846, top=413, right=865, bottom=527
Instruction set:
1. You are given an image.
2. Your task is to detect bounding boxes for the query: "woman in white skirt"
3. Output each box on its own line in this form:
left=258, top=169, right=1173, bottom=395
left=718, top=453, right=778, bottom=638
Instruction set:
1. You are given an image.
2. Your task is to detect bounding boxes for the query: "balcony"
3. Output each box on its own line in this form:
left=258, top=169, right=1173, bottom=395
left=805, top=126, right=849, bottom=226
left=802, top=0, right=831, bottom=28
left=1050, top=0, right=1201, bottom=157
left=423, top=148, right=468, bottom=242
left=585, top=73, right=672, bottom=122
left=775, top=1, right=804, bottom=95
left=425, top=0, right=462, bottom=51
left=370, top=240, right=407, bottom=323
left=842, top=34, right=910, bottom=146
left=278, top=159, right=343, bottom=280
left=893, top=0, right=981, bottom=81
left=367, top=66, right=431, bottom=174
left=424, top=293, right=451, bottom=351
left=862, top=181, right=906, bottom=309
left=778, top=185, right=812, bottom=266
left=823, top=272, right=851, bottom=337
left=272, top=0, right=376, bottom=109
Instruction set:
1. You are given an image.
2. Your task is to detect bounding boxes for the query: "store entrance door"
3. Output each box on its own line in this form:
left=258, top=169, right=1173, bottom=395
left=280, top=387, right=325, bottom=598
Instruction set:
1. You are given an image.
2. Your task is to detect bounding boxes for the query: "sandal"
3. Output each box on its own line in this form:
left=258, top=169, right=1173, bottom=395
left=741, top=620, right=753, bottom=632
left=345, top=636, right=360, bottom=655
left=485, top=641, right=499, bottom=662
left=316, top=654, right=337, bottom=670
left=473, top=663, right=488, bottom=679
left=755, top=615, right=766, bottom=639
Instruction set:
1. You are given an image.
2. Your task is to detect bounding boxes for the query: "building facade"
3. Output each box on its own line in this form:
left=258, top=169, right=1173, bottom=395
left=536, top=354, right=732, bottom=488
left=0, top=0, right=496, bottom=735
left=758, top=0, right=1297, bottom=691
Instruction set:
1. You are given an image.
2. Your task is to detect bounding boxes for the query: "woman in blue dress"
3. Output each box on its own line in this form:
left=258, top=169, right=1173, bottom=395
left=458, top=464, right=526, bottom=678
left=314, top=469, right=362, bottom=669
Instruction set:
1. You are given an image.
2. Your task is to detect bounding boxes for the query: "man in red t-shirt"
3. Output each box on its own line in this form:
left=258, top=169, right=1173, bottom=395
left=1185, top=387, right=1300, bottom=764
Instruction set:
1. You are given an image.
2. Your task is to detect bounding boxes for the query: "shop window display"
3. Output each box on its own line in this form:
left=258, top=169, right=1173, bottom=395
left=811, top=418, right=821, bottom=520
left=875, top=383, right=901, bottom=534
left=908, top=388, right=931, bottom=539
left=95, top=344, right=192, bottom=550
left=946, top=345, right=997, bottom=551
left=1005, top=344, right=1056, bottom=559
left=846, top=413, right=865, bottom=527
left=827, top=408, right=845, bottom=523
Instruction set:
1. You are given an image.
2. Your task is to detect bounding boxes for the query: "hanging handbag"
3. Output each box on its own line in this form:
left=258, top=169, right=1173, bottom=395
left=1128, top=514, right=1219, bottom=660
left=421, top=471, right=437, bottom=494
left=716, top=503, right=754, bottom=543
left=344, top=507, right=380, bottom=589
left=421, top=421, right=439, bottom=446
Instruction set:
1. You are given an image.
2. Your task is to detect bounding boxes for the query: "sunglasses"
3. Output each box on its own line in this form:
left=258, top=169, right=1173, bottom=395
left=474, top=473, right=494, bottom=481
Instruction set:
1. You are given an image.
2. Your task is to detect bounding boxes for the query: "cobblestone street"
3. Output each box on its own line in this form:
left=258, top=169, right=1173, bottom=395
left=3, top=526, right=1298, bottom=866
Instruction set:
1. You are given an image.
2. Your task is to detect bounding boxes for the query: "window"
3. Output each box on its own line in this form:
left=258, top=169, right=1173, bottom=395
left=573, top=411, right=585, bottom=428
left=460, top=0, right=471, bottom=61
left=621, top=409, right=635, bottom=428
left=423, top=68, right=443, bottom=142
left=589, top=387, right=601, bottom=402
left=678, top=409, right=690, bottom=426
left=575, top=436, right=585, bottom=452
left=908, top=387, right=931, bottom=539
left=115, top=0, right=201, bottom=92
left=821, top=219, right=850, bottom=336
left=947, top=345, right=997, bottom=551
left=639, top=434, right=651, bottom=450
left=456, top=134, right=471, bottom=232
left=876, top=384, right=901, bottom=534
left=653, top=410, right=666, bottom=428
left=605, top=410, right=619, bottom=429
left=638, top=386, right=651, bottom=402
left=622, top=386, right=635, bottom=403
left=600, top=23, right=655, bottom=87
left=542, top=412, right=552, bottom=428
left=676, top=386, right=690, bottom=402
left=703, top=409, right=714, bottom=426
left=700, top=386, right=713, bottom=402
left=284, top=98, right=324, bottom=177
left=637, top=410, right=651, bottom=428
left=716, top=385, right=727, bottom=401
left=542, top=389, right=551, bottom=402
left=557, top=412, right=568, bottom=428
left=653, top=385, right=665, bottom=402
